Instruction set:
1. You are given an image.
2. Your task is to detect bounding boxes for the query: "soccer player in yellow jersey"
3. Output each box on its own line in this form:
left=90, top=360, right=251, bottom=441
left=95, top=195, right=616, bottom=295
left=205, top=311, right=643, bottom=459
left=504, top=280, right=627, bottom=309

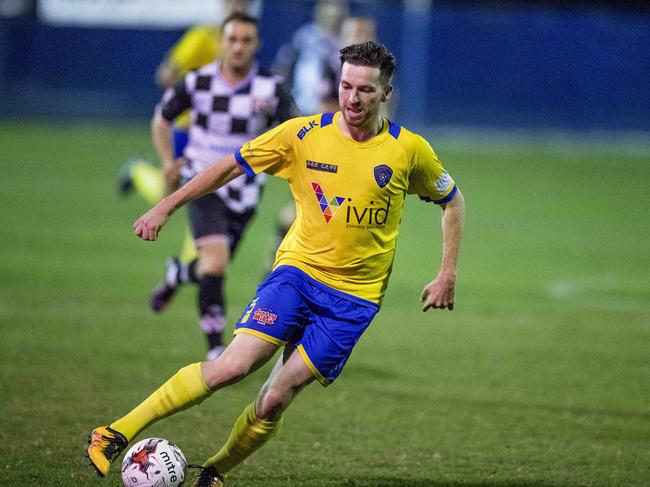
left=87, top=41, right=465, bottom=486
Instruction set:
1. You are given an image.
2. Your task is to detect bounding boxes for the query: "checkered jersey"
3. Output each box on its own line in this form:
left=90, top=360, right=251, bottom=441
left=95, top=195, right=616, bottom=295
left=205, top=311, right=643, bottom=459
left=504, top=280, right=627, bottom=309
left=160, top=61, right=295, bottom=213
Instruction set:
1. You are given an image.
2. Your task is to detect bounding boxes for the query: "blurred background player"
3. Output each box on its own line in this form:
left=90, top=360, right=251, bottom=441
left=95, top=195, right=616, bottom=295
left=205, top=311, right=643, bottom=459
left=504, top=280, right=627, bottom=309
left=271, top=0, right=347, bottom=115
left=149, top=12, right=296, bottom=360
left=117, top=0, right=253, bottom=269
left=268, top=11, right=381, bottom=264
left=339, top=15, right=376, bottom=49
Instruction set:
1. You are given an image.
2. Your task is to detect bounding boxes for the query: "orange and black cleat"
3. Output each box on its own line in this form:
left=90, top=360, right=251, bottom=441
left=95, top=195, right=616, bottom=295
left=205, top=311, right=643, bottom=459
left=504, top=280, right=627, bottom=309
left=86, top=426, right=128, bottom=477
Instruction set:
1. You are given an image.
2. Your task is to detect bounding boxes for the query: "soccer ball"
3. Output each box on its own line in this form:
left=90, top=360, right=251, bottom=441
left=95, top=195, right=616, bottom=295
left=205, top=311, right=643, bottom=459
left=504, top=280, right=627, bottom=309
left=121, top=438, right=187, bottom=487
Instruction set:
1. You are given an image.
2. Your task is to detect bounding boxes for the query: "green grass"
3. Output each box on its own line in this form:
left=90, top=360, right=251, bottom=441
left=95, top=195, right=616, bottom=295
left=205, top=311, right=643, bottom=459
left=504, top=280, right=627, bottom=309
left=0, top=121, right=648, bottom=486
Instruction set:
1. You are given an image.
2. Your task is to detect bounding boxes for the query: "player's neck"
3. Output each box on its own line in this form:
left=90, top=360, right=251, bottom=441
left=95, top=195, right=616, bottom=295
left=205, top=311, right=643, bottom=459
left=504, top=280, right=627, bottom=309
left=338, top=114, right=384, bottom=142
left=220, top=62, right=253, bottom=85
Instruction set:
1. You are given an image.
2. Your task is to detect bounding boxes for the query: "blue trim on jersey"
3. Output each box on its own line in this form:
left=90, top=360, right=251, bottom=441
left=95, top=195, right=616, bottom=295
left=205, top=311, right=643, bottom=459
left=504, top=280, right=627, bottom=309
left=320, top=112, right=335, bottom=127
left=388, top=121, right=401, bottom=139
left=234, top=149, right=256, bottom=177
left=433, top=184, right=458, bottom=205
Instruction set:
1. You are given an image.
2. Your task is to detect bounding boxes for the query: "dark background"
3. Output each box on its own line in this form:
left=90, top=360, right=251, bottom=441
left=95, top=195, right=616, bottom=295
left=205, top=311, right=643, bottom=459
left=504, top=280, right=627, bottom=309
left=1, top=0, right=649, bottom=131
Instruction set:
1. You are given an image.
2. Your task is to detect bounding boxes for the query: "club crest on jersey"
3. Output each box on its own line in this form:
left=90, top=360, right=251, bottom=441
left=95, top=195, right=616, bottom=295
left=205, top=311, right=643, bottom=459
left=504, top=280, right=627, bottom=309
left=312, top=182, right=345, bottom=223
left=373, top=164, right=393, bottom=188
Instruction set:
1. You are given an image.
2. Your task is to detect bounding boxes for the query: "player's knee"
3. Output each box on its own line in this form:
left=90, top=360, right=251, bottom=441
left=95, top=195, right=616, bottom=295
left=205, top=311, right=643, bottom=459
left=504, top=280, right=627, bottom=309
left=257, top=387, right=290, bottom=421
left=197, top=256, right=227, bottom=277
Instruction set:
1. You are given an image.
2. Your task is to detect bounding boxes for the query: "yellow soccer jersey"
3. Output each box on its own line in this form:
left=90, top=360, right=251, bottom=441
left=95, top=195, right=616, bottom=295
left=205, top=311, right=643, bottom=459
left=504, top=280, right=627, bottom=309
left=170, top=25, right=222, bottom=74
left=236, top=112, right=457, bottom=304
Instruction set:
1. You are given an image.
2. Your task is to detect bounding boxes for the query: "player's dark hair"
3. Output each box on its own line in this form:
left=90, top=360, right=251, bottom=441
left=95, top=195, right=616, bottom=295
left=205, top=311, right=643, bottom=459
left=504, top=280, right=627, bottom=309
left=221, top=12, right=260, bottom=32
left=339, top=41, right=396, bottom=86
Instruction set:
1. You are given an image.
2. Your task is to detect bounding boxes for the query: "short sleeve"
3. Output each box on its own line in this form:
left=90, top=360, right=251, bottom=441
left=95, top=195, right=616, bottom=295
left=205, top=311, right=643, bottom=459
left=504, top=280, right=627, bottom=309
left=407, top=135, right=457, bottom=205
left=235, top=119, right=298, bottom=180
left=159, top=81, right=191, bottom=122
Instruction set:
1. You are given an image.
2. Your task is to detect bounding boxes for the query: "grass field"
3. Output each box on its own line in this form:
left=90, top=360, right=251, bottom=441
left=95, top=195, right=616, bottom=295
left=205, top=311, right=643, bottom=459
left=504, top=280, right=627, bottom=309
left=1, top=121, right=648, bottom=486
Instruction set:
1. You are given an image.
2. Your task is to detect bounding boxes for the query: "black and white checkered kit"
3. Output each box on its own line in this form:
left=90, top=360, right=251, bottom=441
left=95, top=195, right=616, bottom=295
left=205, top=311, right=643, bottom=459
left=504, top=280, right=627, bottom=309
left=160, top=61, right=295, bottom=213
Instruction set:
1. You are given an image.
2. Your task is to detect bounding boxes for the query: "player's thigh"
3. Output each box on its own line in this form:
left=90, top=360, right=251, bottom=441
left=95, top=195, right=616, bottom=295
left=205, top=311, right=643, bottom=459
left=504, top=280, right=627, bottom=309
left=197, top=239, right=230, bottom=275
left=187, top=193, right=230, bottom=250
left=258, top=345, right=298, bottom=394
left=298, top=291, right=378, bottom=386
left=269, top=347, right=315, bottom=391
left=202, top=333, right=279, bottom=390
left=226, top=207, right=255, bottom=256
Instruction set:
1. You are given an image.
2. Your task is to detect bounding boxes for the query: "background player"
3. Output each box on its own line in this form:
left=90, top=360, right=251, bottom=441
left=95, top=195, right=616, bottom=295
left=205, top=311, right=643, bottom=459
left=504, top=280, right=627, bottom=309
left=149, top=12, right=296, bottom=360
left=118, top=0, right=253, bottom=274
left=87, top=41, right=464, bottom=486
left=271, top=0, right=347, bottom=115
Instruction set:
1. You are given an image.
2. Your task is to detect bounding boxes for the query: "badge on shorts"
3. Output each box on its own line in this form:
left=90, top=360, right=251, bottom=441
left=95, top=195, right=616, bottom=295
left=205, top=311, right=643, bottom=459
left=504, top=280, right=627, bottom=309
left=252, top=307, right=278, bottom=326
left=373, top=164, right=393, bottom=188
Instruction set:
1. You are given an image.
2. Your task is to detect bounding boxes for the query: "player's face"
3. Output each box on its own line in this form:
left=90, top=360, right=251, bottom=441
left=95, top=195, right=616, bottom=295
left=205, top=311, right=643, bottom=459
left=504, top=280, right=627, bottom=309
left=339, top=62, right=390, bottom=128
left=222, top=20, right=259, bottom=72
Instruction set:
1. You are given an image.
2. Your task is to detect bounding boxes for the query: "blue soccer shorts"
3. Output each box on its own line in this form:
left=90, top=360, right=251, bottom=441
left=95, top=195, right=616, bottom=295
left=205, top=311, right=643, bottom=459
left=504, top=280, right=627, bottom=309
left=234, top=265, right=379, bottom=386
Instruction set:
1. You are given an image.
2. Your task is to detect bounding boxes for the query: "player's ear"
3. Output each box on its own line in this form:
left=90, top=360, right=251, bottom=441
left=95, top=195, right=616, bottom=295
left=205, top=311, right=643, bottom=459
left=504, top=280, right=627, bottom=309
left=381, top=84, right=393, bottom=102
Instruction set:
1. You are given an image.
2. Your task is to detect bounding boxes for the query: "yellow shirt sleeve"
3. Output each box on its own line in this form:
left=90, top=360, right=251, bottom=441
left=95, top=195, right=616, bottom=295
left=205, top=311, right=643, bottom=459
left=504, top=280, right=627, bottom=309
left=236, top=118, right=301, bottom=180
left=169, top=26, right=221, bottom=73
left=407, top=134, right=457, bottom=204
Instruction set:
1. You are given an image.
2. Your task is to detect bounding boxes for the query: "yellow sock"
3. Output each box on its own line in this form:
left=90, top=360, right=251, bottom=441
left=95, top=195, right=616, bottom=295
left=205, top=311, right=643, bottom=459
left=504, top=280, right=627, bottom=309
left=203, top=402, right=282, bottom=475
left=131, top=163, right=165, bottom=205
left=179, top=227, right=198, bottom=263
left=110, top=363, right=211, bottom=441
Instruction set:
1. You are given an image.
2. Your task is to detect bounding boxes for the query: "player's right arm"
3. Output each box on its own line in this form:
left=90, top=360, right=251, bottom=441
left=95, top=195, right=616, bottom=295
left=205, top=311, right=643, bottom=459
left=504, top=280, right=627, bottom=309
left=151, top=81, right=192, bottom=194
left=151, top=108, right=178, bottom=193
left=135, top=118, right=300, bottom=241
left=134, top=154, right=245, bottom=241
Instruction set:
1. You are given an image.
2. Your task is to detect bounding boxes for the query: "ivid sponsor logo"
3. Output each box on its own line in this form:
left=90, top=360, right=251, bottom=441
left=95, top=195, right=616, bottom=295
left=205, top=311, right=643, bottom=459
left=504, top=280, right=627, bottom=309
left=345, top=197, right=391, bottom=229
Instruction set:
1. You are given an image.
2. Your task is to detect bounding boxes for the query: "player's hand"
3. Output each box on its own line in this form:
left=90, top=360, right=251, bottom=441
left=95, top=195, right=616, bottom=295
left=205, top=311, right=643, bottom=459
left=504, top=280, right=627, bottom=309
left=420, top=274, right=456, bottom=311
left=133, top=205, right=170, bottom=241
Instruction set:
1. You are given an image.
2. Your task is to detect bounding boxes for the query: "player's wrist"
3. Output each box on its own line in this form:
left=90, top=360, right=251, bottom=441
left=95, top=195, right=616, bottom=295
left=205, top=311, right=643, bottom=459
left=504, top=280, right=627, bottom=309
left=436, top=267, right=457, bottom=282
left=158, top=195, right=178, bottom=216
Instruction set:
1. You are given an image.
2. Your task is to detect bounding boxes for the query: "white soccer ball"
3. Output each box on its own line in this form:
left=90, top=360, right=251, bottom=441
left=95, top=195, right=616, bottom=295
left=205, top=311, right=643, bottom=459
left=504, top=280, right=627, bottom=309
left=121, top=438, right=187, bottom=487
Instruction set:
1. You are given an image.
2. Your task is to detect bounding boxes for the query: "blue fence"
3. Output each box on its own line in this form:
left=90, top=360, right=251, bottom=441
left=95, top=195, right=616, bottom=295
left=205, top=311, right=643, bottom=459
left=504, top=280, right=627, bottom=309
left=2, top=2, right=649, bottom=131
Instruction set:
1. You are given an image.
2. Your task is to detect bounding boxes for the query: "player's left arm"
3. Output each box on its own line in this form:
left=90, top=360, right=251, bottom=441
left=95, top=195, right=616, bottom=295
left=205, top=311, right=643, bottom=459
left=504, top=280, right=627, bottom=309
left=421, top=189, right=465, bottom=311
